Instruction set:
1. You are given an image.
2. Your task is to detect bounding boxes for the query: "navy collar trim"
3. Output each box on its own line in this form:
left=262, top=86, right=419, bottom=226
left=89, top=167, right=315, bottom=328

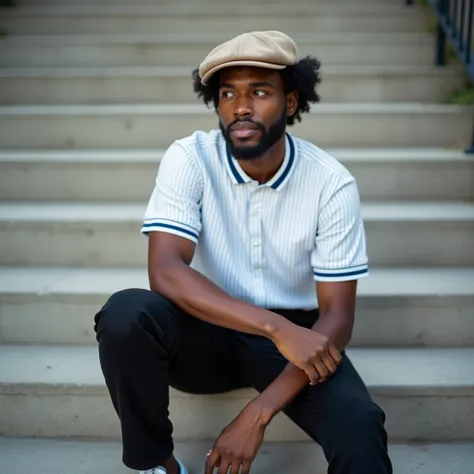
left=225, top=133, right=296, bottom=191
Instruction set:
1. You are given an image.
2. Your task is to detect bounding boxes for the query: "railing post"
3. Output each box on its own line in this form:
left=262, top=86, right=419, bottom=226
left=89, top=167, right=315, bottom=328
left=408, top=0, right=474, bottom=154
left=435, top=22, right=446, bottom=65
left=463, top=0, right=474, bottom=154
left=435, top=0, right=448, bottom=65
left=466, top=0, right=474, bottom=64
left=466, top=121, right=474, bottom=154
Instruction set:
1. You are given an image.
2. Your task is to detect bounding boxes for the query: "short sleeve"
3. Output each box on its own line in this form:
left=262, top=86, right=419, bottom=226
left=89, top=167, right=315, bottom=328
left=311, top=177, right=368, bottom=282
left=140, top=143, right=203, bottom=244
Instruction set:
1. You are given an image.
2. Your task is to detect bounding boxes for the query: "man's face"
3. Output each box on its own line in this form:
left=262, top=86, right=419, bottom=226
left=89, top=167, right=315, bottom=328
left=217, top=67, right=296, bottom=160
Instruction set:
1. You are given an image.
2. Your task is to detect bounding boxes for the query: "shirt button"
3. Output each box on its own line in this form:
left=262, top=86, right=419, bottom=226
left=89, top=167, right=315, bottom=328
left=254, top=263, right=261, bottom=269
left=253, top=241, right=260, bottom=247
left=252, top=210, right=259, bottom=217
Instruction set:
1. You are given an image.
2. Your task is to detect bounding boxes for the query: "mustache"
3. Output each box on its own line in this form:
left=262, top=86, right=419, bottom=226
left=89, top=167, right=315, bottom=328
left=226, top=118, right=264, bottom=134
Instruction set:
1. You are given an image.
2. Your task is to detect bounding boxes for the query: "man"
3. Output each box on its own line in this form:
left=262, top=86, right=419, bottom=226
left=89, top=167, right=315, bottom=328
left=94, top=31, right=393, bottom=474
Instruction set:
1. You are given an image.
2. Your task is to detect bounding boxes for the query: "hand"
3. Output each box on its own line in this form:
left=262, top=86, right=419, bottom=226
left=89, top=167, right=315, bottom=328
left=272, top=322, right=342, bottom=385
left=204, top=401, right=270, bottom=474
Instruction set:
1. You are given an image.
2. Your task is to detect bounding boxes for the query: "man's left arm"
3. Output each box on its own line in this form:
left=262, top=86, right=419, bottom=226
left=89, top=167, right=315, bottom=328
left=204, top=281, right=358, bottom=474
left=251, top=279, right=357, bottom=420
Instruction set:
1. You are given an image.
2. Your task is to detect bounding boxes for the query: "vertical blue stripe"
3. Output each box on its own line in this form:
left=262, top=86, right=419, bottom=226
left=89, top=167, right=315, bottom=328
left=271, top=133, right=295, bottom=190
left=226, top=144, right=245, bottom=184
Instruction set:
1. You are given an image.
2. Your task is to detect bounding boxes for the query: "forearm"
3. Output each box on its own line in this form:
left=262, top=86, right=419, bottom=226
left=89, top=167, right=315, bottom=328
left=150, top=261, right=290, bottom=339
left=254, top=310, right=354, bottom=421
left=310, top=308, right=354, bottom=352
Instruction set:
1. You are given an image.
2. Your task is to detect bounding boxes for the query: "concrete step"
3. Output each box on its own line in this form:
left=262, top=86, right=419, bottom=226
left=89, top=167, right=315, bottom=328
left=0, top=6, right=425, bottom=34
left=1, top=438, right=474, bottom=474
left=0, top=33, right=435, bottom=67
left=0, top=344, right=473, bottom=440
left=1, top=148, right=473, bottom=202
left=0, top=66, right=464, bottom=105
left=0, top=104, right=472, bottom=149
left=0, top=266, right=473, bottom=346
left=9, top=2, right=421, bottom=10
left=1, top=202, right=473, bottom=267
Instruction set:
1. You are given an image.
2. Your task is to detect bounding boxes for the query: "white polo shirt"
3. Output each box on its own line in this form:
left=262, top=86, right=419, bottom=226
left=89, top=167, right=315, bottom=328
left=141, top=129, right=368, bottom=310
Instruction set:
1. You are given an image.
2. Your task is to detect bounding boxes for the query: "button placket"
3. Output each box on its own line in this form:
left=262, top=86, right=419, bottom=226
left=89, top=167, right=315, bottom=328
left=248, top=189, right=265, bottom=302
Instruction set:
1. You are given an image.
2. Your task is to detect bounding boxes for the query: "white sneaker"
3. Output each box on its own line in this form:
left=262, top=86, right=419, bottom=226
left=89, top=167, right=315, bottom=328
left=139, top=468, right=166, bottom=474
left=140, top=458, right=189, bottom=474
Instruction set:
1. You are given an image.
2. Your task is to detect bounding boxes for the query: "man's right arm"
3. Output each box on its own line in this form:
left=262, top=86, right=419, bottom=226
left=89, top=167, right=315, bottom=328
left=148, top=231, right=339, bottom=385
left=148, top=231, right=285, bottom=337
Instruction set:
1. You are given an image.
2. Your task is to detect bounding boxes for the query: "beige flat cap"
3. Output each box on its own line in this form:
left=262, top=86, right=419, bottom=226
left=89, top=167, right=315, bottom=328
left=199, top=31, right=299, bottom=85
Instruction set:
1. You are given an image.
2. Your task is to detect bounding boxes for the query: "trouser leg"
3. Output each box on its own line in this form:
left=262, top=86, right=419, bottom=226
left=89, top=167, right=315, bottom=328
left=93, top=288, right=246, bottom=470
left=239, top=309, right=393, bottom=474
left=282, top=354, right=393, bottom=474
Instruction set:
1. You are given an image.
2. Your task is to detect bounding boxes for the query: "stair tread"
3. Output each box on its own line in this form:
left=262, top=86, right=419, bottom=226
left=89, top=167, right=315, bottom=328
left=0, top=344, right=473, bottom=395
left=1, top=4, right=421, bottom=16
left=0, top=438, right=473, bottom=474
left=0, top=266, right=473, bottom=298
left=2, top=102, right=470, bottom=115
left=0, top=65, right=457, bottom=78
left=3, top=31, right=433, bottom=44
left=1, top=201, right=473, bottom=221
left=0, top=148, right=471, bottom=163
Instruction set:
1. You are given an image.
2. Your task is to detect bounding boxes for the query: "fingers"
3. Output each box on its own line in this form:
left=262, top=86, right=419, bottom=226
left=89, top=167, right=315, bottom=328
left=328, top=344, right=343, bottom=365
left=205, top=450, right=220, bottom=474
left=304, top=364, right=320, bottom=385
left=228, top=461, right=243, bottom=474
left=217, top=459, right=231, bottom=474
left=241, top=460, right=252, bottom=474
left=216, top=457, right=243, bottom=474
left=312, top=358, right=329, bottom=382
left=206, top=450, right=243, bottom=474
left=321, top=353, right=338, bottom=375
left=309, top=343, right=342, bottom=384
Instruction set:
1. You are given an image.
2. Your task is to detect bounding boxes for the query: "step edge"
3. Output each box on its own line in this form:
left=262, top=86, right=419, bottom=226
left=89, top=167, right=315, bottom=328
left=0, top=148, right=471, bottom=163
left=1, top=202, right=473, bottom=222
left=0, top=5, right=424, bottom=17
left=0, top=103, right=472, bottom=115
left=2, top=32, right=435, bottom=45
left=0, top=65, right=462, bottom=78
left=2, top=382, right=473, bottom=397
left=1, top=267, right=473, bottom=297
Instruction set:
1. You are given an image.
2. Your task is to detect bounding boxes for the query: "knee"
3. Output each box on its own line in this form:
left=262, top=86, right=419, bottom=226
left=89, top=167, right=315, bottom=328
left=337, top=401, right=387, bottom=445
left=93, top=288, right=168, bottom=344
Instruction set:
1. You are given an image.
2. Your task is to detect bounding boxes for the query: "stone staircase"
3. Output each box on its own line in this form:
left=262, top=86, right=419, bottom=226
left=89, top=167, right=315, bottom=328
left=1, top=1, right=474, bottom=473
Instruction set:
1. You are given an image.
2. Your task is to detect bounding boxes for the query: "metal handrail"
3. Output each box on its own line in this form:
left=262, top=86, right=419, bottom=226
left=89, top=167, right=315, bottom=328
left=407, top=0, right=474, bottom=152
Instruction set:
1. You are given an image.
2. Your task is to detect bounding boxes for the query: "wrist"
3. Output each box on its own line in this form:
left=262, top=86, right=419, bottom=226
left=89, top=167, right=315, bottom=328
left=262, top=314, right=291, bottom=343
left=247, top=397, right=276, bottom=427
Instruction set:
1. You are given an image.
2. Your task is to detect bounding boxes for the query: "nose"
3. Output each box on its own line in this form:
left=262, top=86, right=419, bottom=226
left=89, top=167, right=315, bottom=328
left=233, top=94, right=253, bottom=119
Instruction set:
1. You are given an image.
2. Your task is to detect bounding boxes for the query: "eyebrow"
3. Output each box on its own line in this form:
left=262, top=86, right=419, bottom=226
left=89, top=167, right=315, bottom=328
left=220, top=81, right=276, bottom=89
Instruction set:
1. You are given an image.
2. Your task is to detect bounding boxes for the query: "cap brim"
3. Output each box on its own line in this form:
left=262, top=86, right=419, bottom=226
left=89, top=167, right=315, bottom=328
left=201, top=60, right=287, bottom=85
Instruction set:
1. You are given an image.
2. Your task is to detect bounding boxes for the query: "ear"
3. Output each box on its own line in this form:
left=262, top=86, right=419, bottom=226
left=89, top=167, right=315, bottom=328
left=286, top=90, right=298, bottom=118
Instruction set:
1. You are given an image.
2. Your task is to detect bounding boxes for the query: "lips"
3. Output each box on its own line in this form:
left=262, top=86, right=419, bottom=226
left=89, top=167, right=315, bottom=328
left=231, top=121, right=258, bottom=131
left=230, top=121, right=259, bottom=139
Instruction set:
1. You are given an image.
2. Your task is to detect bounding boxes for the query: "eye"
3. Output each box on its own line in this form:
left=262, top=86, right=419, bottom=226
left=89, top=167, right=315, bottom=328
left=221, top=90, right=234, bottom=98
left=254, top=90, right=267, bottom=97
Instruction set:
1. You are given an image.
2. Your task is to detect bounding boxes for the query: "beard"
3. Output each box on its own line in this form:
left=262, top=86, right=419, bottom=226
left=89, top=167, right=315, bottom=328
left=219, top=108, right=287, bottom=160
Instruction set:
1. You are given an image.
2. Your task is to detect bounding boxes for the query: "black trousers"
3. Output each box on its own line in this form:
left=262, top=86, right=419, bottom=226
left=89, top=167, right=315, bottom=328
left=94, top=288, right=393, bottom=474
